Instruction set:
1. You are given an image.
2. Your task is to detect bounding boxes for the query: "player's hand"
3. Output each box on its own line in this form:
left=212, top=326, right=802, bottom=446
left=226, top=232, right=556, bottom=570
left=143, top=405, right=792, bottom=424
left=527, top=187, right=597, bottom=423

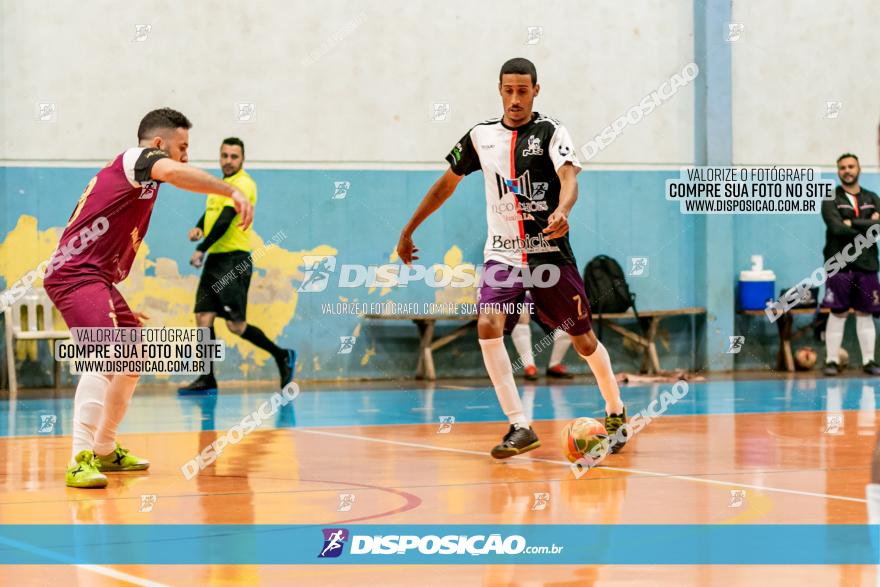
left=543, top=208, right=570, bottom=239
left=188, top=227, right=203, bottom=241
left=872, top=212, right=879, bottom=220
left=134, top=311, right=150, bottom=326
left=231, top=189, right=254, bottom=230
left=844, top=219, right=852, bottom=227
left=396, top=232, right=419, bottom=265
left=190, top=250, right=205, bottom=268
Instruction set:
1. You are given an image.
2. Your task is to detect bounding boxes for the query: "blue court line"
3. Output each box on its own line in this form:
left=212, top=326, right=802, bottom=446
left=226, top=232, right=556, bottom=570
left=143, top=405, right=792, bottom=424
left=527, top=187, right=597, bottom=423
left=0, top=376, right=876, bottom=437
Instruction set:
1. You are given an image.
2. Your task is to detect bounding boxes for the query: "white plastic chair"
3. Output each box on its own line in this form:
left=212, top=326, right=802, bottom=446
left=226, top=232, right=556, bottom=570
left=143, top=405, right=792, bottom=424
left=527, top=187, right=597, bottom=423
left=3, top=287, right=70, bottom=398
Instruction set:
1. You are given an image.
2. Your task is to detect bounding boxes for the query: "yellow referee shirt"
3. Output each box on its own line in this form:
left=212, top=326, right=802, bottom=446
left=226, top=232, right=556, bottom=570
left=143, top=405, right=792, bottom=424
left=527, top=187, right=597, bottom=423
left=203, top=169, right=257, bottom=254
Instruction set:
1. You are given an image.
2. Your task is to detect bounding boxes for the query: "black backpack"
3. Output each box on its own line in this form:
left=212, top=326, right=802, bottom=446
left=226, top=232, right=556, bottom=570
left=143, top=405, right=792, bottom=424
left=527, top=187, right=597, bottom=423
left=583, top=255, right=639, bottom=336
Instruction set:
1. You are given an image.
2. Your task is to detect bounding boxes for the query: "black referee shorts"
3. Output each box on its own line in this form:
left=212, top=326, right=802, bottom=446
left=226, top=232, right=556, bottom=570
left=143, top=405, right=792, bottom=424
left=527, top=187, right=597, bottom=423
left=194, top=251, right=252, bottom=322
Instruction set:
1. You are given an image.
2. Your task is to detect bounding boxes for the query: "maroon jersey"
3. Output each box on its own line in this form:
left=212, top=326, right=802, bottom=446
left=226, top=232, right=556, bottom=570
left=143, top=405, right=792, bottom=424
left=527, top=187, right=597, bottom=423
left=44, top=147, right=168, bottom=286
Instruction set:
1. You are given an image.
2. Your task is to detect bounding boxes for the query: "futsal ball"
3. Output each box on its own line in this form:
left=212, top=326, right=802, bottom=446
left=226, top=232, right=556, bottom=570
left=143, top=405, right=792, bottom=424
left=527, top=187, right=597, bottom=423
left=839, top=348, right=850, bottom=368
left=794, top=346, right=817, bottom=371
left=561, top=417, right=610, bottom=465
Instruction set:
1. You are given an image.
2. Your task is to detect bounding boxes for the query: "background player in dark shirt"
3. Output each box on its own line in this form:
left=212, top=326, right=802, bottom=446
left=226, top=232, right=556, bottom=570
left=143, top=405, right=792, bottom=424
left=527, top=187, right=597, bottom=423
left=820, top=153, right=880, bottom=376
left=44, top=108, right=253, bottom=488
left=396, top=58, right=627, bottom=459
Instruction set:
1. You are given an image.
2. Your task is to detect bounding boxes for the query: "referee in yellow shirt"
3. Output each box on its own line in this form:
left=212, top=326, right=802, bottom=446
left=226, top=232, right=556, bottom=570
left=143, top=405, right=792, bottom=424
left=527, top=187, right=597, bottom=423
left=179, top=137, right=295, bottom=394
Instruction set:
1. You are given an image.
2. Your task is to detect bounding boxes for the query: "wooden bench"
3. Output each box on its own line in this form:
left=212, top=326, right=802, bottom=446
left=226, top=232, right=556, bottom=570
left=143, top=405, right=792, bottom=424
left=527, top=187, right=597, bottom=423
left=593, top=307, right=707, bottom=374
left=364, top=306, right=706, bottom=379
left=362, top=313, right=477, bottom=380
left=739, top=307, right=841, bottom=372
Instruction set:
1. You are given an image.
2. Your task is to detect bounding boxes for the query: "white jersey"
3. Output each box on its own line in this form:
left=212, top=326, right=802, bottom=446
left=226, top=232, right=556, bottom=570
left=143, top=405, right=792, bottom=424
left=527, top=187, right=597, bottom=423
left=446, top=113, right=582, bottom=268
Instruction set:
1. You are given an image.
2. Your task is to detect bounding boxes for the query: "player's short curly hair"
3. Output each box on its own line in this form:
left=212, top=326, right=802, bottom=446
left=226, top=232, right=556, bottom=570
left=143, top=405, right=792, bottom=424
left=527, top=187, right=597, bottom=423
left=837, top=152, right=859, bottom=164
left=137, top=108, right=192, bottom=141
left=499, top=58, right=537, bottom=85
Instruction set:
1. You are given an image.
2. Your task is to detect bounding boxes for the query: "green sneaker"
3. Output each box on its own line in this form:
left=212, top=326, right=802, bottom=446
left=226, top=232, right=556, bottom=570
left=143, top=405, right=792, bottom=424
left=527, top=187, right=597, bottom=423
left=66, top=450, right=108, bottom=488
left=96, top=443, right=150, bottom=472
left=604, top=406, right=629, bottom=454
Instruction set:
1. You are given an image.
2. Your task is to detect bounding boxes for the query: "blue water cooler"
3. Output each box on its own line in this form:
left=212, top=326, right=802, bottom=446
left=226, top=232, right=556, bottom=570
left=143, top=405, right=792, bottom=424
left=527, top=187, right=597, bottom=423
left=739, top=255, right=776, bottom=311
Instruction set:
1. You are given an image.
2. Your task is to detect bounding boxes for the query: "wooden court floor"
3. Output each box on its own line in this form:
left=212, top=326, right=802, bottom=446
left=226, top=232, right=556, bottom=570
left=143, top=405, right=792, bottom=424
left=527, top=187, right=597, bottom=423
left=0, top=377, right=878, bottom=585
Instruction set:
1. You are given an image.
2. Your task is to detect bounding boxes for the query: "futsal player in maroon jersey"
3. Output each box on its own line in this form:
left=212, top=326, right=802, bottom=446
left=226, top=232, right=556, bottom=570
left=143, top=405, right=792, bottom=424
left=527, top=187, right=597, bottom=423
left=43, top=108, right=253, bottom=488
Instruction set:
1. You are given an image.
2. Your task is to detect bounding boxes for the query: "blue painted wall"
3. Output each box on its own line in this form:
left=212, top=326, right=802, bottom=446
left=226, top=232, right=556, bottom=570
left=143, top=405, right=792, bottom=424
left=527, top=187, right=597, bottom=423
left=4, top=165, right=873, bottom=386
left=1, top=166, right=706, bottom=386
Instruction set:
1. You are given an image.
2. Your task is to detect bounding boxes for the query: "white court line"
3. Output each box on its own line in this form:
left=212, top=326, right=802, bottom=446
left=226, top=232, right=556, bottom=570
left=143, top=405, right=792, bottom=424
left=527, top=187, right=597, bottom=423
left=298, top=428, right=867, bottom=504
left=0, top=535, right=172, bottom=587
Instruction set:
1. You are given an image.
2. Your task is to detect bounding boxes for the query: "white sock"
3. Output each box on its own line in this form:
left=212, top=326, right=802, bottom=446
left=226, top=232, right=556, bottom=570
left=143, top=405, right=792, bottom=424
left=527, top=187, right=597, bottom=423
left=549, top=330, right=572, bottom=368
left=580, top=341, right=624, bottom=415
left=480, top=337, right=527, bottom=427
left=93, top=374, right=139, bottom=456
left=511, top=323, right=535, bottom=368
left=71, top=373, right=110, bottom=463
left=856, top=314, right=876, bottom=365
left=825, top=313, right=846, bottom=363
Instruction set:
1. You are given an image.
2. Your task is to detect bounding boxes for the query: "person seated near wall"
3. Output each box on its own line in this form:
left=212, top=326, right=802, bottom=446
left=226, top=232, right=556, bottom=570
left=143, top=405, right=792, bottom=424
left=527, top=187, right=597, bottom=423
left=821, top=153, right=880, bottom=376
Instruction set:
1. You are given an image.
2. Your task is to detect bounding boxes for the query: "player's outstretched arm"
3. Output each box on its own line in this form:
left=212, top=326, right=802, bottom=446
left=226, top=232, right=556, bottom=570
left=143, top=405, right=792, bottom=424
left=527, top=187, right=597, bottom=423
left=544, top=162, right=578, bottom=239
left=396, top=167, right=463, bottom=264
left=150, top=159, right=254, bottom=230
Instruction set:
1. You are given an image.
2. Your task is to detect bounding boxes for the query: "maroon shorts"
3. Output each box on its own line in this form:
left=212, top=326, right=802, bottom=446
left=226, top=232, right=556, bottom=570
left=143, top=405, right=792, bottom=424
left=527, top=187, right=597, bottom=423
left=45, top=280, right=140, bottom=328
left=478, top=261, right=592, bottom=336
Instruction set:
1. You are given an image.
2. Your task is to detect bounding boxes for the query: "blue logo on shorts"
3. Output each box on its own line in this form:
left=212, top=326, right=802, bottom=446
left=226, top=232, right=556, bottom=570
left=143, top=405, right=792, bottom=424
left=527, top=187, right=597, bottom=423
left=318, top=528, right=349, bottom=558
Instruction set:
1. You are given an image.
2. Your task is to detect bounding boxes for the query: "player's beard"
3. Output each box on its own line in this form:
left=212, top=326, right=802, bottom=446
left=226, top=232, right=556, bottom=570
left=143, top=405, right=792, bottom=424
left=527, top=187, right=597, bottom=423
left=841, top=173, right=859, bottom=187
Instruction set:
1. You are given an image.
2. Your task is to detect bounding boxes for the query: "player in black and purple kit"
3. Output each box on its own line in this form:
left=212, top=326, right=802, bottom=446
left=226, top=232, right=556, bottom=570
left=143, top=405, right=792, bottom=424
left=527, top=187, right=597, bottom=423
left=44, top=108, right=254, bottom=488
left=396, top=58, right=627, bottom=458
left=821, top=153, right=880, bottom=376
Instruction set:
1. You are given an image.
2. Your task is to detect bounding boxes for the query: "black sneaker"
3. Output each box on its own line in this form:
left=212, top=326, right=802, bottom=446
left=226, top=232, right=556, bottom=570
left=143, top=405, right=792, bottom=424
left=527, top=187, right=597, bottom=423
left=490, top=424, right=541, bottom=459
left=178, top=374, right=218, bottom=395
left=278, top=349, right=297, bottom=389
left=604, top=407, right=628, bottom=454
left=823, top=361, right=840, bottom=377
left=864, top=361, right=880, bottom=375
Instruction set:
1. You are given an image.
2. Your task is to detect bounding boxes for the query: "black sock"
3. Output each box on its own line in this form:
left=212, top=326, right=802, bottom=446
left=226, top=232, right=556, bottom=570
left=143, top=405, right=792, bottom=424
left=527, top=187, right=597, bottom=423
left=240, top=324, right=287, bottom=363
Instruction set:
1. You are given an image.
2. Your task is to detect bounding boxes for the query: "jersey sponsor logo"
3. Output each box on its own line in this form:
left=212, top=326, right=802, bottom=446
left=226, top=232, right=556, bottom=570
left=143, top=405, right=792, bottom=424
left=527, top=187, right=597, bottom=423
left=491, top=233, right=559, bottom=254
left=522, top=135, right=544, bottom=156
left=558, top=144, right=571, bottom=157
left=495, top=170, right=548, bottom=202
left=531, top=182, right=548, bottom=201
left=492, top=200, right=549, bottom=214
left=480, top=144, right=496, bottom=149
left=451, top=143, right=463, bottom=162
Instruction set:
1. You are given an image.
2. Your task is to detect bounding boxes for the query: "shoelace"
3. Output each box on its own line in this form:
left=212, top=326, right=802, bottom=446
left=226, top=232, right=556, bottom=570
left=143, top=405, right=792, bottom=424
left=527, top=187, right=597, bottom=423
left=85, top=453, right=101, bottom=471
